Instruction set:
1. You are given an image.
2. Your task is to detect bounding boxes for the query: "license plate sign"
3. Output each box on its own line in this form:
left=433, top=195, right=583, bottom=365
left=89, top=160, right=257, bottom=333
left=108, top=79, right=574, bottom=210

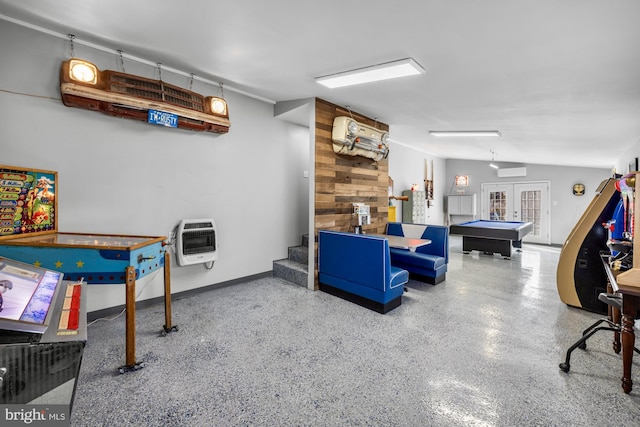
left=148, top=110, right=178, bottom=128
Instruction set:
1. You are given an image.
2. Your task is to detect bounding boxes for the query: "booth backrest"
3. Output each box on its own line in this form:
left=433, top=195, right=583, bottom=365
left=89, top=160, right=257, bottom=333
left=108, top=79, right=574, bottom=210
left=318, top=230, right=393, bottom=291
left=386, top=222, right=449, bottom=263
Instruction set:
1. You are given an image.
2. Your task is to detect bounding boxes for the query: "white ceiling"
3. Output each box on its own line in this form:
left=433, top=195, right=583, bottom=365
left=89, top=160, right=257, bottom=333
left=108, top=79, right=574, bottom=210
left=2, top=0, right=640, bottom=169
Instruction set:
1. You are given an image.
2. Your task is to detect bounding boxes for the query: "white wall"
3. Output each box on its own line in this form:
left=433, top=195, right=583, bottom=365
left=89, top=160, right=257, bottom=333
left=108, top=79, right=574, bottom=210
left=0, top=21, right=309, bottom=311
left=445, top=159, right=611, bottom=245
left=616, top=139, right=640, bottom=175
left=388, top=141, right=446, bottom=226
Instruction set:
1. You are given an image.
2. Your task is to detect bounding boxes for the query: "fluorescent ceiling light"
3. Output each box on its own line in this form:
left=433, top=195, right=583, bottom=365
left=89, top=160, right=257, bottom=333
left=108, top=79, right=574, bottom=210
left=315, top=58, right=425, bottom=88
left=489, top=163, right=499, bottom=169
left=429, top=131, right=502, bottom=137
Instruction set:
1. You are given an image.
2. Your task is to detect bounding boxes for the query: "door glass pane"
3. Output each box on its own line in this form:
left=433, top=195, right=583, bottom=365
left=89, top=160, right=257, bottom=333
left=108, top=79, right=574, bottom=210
left=489, top=191, right=507, bottom=220
left=520, top=190, right=541, bottom=236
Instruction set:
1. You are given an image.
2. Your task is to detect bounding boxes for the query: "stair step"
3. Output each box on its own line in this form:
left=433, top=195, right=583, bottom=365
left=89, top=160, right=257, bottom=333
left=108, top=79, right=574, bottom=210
left=273, top=258, right=308, bottom=288
left=272, top=234, right=310, bottom=288
left=288, top=245, right=308, bottom=264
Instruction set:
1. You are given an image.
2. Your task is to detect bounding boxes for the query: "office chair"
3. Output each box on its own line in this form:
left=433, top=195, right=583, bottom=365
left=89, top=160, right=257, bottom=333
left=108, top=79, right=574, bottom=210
left=559, top=292, right=640, bottom=373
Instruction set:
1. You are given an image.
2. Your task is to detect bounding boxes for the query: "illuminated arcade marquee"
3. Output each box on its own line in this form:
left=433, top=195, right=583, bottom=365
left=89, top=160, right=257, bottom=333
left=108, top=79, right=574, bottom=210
left=0, top=165, right=57, bottom=238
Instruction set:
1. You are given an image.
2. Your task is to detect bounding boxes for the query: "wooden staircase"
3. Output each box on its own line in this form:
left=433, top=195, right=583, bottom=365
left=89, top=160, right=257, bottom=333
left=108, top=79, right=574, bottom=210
left=273, top=234, right=309, bottom=287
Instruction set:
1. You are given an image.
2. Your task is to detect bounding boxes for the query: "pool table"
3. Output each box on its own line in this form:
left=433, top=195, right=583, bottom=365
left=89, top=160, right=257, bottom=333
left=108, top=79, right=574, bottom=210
left=449, top=220, right=534, bottom=259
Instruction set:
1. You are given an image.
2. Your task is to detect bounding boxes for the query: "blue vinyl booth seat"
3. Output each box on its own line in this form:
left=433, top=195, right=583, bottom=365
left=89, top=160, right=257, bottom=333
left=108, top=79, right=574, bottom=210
left=385, top=222, right=449, bottom=285
left=318, top=230, right=409, bottom=314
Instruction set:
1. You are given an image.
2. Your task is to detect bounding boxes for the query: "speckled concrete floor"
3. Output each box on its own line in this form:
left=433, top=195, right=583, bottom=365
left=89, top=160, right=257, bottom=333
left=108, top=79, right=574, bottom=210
left=70, top=236, right=640, bottom=426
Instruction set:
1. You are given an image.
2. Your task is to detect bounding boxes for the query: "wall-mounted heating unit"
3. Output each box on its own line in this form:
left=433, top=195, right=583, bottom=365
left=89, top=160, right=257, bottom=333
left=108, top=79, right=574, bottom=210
left=175, top=219, right=218, bottom=267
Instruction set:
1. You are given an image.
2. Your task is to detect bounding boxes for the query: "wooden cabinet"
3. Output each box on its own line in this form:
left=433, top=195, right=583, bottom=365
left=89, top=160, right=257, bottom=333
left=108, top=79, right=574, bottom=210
left=402, top=190, right=426, bottom=223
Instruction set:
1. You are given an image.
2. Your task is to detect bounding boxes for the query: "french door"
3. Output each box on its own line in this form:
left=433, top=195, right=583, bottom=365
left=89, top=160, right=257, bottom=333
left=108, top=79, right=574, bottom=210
left=481, top=181, right=550, bottom=244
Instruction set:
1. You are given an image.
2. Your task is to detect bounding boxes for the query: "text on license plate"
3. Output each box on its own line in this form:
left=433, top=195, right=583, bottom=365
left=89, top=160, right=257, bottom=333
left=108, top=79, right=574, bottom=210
left=148, top=110, right=178, bottom=128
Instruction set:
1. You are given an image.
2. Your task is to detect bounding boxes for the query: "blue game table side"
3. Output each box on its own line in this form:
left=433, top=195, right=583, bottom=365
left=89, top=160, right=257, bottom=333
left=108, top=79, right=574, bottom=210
left=0, top=233, right=176, bottom=373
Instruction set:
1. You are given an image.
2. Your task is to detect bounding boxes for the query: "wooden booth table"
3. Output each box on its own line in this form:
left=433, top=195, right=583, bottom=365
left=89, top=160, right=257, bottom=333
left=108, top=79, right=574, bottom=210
left=369, top=234, right=431, bottom=252
left=0, top=232, right=176, bottom=373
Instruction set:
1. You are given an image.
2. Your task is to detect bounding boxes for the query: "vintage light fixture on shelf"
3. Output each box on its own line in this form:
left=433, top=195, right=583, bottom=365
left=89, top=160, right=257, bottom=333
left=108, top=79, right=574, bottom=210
left=68, top=59, right=97, bottom=84
left=315, top=58, right=425, bottom=88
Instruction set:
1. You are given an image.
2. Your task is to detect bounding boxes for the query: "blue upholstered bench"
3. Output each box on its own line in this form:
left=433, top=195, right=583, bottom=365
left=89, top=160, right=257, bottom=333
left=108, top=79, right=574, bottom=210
left=318, top=230, right=409, bottom=314
left=386, top=222, right=449, bottom=284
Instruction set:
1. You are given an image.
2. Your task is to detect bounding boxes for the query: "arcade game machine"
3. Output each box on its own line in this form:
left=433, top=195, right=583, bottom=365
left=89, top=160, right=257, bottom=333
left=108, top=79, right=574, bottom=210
left=557, top=177, right=621, bottom=314
left=0, top=256, right=87, bottom=414
left=0, top=165, right=177, bottom=374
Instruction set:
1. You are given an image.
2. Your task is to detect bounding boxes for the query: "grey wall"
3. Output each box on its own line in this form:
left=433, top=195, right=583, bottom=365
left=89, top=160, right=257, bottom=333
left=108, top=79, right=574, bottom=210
left=0, top=21, right=309, bottom=311
left=445, top=159, right=611, bottom=245
left=385, top=139, right=614, bottom=246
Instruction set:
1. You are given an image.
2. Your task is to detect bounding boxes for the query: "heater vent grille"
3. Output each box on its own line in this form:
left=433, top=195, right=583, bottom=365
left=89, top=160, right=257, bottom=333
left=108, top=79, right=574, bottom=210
left=175, top=218, right=218, bottom=266
left=182, top=230, right=216, bottom=255
left=183, top=222, right=214, bottom=230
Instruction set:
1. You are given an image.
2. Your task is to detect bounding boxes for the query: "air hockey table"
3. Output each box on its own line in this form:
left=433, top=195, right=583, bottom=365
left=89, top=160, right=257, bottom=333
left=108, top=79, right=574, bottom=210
left=449, top=220, right=534, bottom=259
left=0, top=232, right=176, bottom=373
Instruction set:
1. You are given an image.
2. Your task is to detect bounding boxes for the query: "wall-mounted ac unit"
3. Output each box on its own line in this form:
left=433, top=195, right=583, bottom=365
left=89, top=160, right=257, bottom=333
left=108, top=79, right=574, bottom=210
left=175, top=219, right=218, bottom=266
left=331, top=116, right=389, bottom=161
left=497, top=167, right=527, bottom=178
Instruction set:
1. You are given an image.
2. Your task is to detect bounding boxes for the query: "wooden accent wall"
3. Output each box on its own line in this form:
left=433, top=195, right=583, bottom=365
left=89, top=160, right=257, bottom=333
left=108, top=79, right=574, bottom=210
left=313, top=98, right=390, bottom=287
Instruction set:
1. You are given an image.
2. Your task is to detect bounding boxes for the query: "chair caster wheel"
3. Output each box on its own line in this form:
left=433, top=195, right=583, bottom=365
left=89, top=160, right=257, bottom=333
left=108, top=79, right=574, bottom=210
left=578, top=342, right=586, bottom=350
left=559, top=362, right=570, bottom=373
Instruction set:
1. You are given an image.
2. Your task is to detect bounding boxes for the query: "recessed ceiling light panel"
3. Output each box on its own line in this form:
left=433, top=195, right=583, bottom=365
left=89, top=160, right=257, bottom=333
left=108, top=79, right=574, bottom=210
left=429, top=131, right=502, bottom=137
left=315, top=58, right=425, bottom=88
